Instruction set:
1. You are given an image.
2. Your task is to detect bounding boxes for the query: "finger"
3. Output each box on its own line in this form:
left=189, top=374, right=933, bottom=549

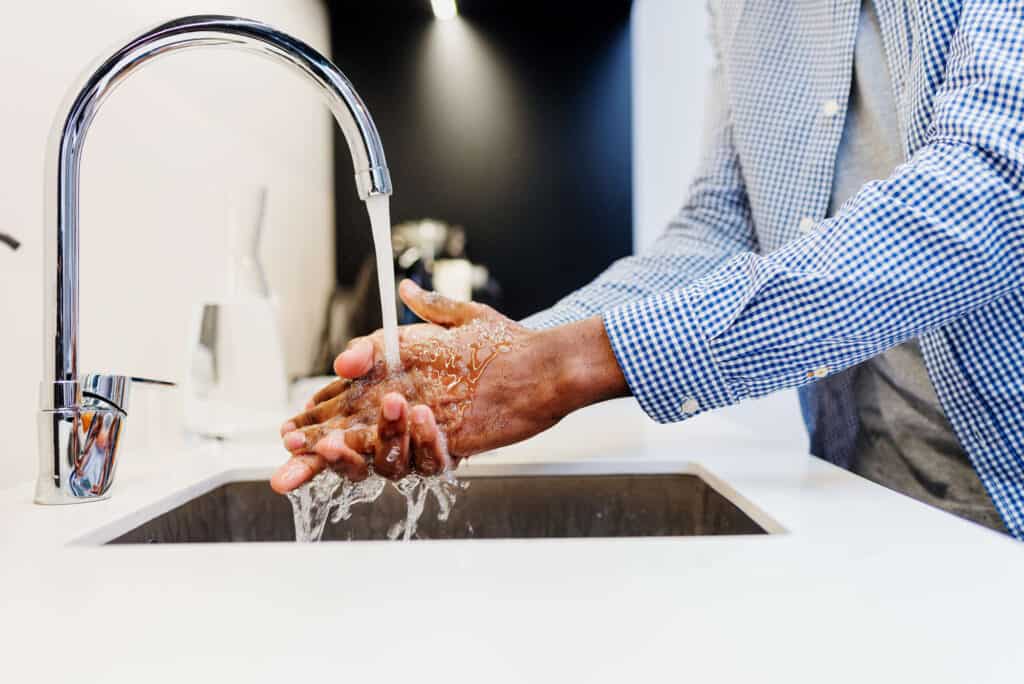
left=270, top=454, right=325, bottom=494
left=282, top=394, right=348, bottom=434
left=283, top=423, right=333, bottom=453
left=410, top=404, right=450, bottom=475
left=311, top=377, right=351, bottom=405
left=280, top=379, right=351, bottom=436
left=313, top=430, right=370, bottom=481
left=342, top=424, right=376, bottom=454
left=374, top=392, right=411, bottom=480
left=285, top=422, right=375, bottom=461
left=399, top=279, right=485, bottom=327
left=333, top=338, right=377, bottom=379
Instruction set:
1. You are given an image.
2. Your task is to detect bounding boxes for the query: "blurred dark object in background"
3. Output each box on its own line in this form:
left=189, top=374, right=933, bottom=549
left=312, top=219, right=502, bottom=373
left=326, top=0, right=632, bottom=321
left=390, top=219, right=502, bottom=323
left=354, top=218, right=503, bottom=330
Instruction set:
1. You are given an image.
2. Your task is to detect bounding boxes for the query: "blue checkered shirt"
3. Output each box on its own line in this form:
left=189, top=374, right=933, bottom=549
left=524, top=1, right=1024, bottom=539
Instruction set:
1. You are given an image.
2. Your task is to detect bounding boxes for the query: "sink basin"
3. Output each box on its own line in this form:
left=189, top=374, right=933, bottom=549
left=106, top=466, right=771, bottom=543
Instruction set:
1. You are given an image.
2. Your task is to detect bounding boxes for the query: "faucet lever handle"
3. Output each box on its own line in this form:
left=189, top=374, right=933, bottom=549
left=130, top=376, right=176, bottom=387
left=80, top=374, right=176, bottom=415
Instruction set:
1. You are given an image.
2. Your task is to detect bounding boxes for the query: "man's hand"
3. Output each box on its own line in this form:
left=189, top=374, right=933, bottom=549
left=270, top=280, right=628, bottom=493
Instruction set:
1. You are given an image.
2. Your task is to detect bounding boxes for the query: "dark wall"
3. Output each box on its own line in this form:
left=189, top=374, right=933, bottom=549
left=327, top=1, right=632, bottom=320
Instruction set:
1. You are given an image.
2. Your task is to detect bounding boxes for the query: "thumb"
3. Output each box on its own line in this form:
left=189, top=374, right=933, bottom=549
left=399, top=279, right=487, bottom=327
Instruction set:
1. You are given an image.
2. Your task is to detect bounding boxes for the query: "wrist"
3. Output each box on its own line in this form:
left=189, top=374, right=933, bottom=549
left=541, top=316, right=629, bottom=416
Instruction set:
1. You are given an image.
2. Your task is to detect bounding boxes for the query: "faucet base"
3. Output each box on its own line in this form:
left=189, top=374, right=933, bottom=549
left=35, top=406, right=125, bottom=505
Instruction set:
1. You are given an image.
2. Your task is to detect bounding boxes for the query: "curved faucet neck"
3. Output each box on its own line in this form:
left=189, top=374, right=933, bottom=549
left=41, top=15, right=391, bottom=402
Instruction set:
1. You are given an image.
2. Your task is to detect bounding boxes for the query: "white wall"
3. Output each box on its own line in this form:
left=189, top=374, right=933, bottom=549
left=0, top=1, right=337, bottom=484
left=631, top=0, right=713, bottom=252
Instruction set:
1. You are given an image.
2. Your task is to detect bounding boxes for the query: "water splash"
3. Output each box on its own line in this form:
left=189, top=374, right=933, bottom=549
left=330, top=473, right=387, bottom=523
left=285, top=194, right=489, bottom=542
left=287, top=469, right=341, bottom=543
left=387, top=475, right=430, bottom=541
left=287, top=468, right=467, bottom=543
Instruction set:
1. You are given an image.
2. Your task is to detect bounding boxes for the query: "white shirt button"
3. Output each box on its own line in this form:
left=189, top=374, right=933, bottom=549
left=798, top=217, right=815, bottom=234
left=971, top=425, right=985, bottom=445
left=681, top=398, right=699, bottom=415
left=821, top=99, right=841, bottom=118
left=810, top=366, right=830, bottom=379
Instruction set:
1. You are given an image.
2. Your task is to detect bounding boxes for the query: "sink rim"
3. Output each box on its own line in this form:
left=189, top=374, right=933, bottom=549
left=73, top=460, right=787, bottom=546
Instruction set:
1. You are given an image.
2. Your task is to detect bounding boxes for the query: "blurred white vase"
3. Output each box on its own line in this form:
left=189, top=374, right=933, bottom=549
left=184, top=186, right=289, bottom=438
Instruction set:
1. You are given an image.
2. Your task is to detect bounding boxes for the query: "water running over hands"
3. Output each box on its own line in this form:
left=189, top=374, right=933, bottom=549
left=277, top=198, right=629, bottom=534
left=366, top=195, right=400, bottom=370
left=285, top=196, right=509, bottom=541
left=285, top=316, right=517, bottom=541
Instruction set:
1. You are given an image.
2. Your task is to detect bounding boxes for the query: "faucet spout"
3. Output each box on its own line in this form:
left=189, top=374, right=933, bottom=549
left=37, top=16, right=392, bottom=504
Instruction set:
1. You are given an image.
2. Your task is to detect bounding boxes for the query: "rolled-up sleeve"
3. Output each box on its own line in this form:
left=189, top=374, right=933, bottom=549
left=603, top=3, right=1024, bottom=423
left=522, top=6, right=756, bottom=331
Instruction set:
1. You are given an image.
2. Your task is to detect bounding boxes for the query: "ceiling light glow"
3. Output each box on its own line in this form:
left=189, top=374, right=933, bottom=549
left=430, top=0, right=458, bottom=21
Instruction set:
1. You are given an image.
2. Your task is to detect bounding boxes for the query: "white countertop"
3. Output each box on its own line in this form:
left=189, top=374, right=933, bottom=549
left=2, top=392, right=1022, bottom=683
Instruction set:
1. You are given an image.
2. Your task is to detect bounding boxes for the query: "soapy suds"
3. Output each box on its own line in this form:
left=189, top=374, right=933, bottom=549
left=287, top=468, right=467, bottom=542
left=366, top=195, right=400, bottom=371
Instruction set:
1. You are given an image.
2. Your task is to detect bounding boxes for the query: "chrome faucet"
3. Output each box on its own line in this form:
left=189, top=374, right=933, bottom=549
left=36, top=16, right=392, bottom=504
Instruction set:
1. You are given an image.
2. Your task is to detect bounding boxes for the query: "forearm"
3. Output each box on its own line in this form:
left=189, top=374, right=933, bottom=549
left=605, top=139, right=1024, bottom=424
left=603, top=3, right=1024, bottom=425
left=521, top=224, right=754, bottom=331
left=523, top=39, right=755, bottom=332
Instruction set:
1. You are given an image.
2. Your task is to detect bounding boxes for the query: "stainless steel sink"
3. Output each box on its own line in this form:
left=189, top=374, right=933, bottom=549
left=106, top=469, right=770, bottom=544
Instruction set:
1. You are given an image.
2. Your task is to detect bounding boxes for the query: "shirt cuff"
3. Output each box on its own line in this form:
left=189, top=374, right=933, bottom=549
left=602, top=287, right=736, bottom=423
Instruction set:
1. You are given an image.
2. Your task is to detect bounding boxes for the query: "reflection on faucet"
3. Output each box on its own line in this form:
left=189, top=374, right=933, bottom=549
left=69, top=410, right=121, bottom=497
left=36, top=16, right=393, bottom=504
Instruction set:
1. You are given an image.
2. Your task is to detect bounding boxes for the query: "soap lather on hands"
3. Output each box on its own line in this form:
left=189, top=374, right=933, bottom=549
left=271, top=279, right=629, bottom=493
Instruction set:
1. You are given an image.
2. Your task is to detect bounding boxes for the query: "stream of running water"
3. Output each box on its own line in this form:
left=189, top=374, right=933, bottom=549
left=286, top=195, right=466, bottom=541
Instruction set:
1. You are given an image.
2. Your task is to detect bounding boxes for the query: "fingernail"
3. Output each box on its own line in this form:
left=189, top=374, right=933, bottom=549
left=383, top=399, right=402, bottom=421
left=412, top=409, right=429, bottom=426
left=283, top=431, right=306, bottom=450
left=280, top=421, right=296, bottom=435
left=281, top=460, right=311, bottom=488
